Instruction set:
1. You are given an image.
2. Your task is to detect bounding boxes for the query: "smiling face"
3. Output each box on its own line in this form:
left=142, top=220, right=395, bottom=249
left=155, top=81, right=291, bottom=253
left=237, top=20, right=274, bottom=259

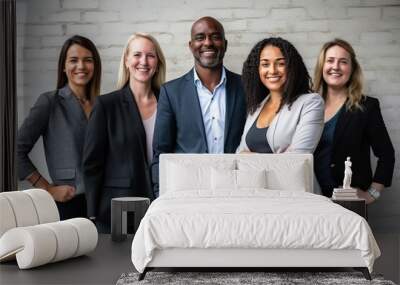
left=258, top=45, right=287, bottom=96
left=125, top=37, right=158, bottom=85
left=189, top=17, right=227, bottom=69
left=323, top=45, right=352, bottom=90
left=64, top=44, right=94, bottom=89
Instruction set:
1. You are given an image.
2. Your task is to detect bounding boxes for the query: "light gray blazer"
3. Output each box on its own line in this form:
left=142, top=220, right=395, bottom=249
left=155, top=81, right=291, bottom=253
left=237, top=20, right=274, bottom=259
left=236, top=93, right=324, bottom=154
left=17, top=85, right=87, bottom=194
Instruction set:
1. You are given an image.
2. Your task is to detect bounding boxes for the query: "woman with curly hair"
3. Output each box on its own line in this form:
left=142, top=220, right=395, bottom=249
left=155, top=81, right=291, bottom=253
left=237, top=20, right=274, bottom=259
left=313, top=39, right=395, bottom=200
left=236, top=37, right=324, bottom=154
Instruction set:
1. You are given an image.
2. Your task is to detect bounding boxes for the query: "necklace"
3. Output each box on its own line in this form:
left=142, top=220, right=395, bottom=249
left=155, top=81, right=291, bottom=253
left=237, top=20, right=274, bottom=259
left=75, top=95, right=89, bottom=104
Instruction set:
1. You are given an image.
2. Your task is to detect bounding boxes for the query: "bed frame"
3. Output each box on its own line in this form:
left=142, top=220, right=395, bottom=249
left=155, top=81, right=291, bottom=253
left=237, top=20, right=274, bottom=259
left=140, top=248, right=371, bottom=280
left=138, top=154, right=372, bottom=280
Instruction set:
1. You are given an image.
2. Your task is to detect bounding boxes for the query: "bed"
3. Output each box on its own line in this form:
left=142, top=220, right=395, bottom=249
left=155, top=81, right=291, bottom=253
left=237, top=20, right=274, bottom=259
left=131, top=154, right=380, bottom=280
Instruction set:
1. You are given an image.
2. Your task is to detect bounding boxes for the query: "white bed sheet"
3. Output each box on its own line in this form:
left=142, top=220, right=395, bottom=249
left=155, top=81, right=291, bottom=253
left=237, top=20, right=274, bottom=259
left=131, top=190, right=380, bottom=273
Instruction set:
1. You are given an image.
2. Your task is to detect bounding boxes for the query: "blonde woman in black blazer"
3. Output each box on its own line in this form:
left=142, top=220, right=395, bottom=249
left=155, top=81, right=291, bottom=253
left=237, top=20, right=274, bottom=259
left=83, top=33, right=166, bottom=233
left=17, top=35, right=102, bottom=219
left=313, top=39, right=395, bottom=202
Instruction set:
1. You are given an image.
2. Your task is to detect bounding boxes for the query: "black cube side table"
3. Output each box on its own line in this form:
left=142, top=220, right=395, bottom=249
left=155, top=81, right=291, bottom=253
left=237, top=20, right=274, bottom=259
left=332, top=199, right=367, bottom=220
left=111, top=197, right=150, bottom=242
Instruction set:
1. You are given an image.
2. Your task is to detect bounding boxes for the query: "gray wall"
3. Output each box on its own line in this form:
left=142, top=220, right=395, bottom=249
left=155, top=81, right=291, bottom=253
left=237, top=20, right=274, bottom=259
left=16, top=0, right=400, bottom=233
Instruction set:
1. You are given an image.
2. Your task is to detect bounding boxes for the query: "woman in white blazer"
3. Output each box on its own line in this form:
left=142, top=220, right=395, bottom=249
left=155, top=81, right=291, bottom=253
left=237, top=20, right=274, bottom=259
left=237, top=37, right=324, bottom=154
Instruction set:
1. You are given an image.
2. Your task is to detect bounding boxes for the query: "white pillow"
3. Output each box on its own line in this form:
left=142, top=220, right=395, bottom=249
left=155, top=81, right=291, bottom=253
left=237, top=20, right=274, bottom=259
left=237, top=169, right=267, bottom=189
left=238, top=159, right=308, bottom=192
left=211, top=168, right=236, bottom=190
left=266, top=162, right=307, bottom=191
left=167, top=162, right=211, bottom=191
left=211, top=169, right=267, bottom=190
left=166, top=159, right=235, bottom=192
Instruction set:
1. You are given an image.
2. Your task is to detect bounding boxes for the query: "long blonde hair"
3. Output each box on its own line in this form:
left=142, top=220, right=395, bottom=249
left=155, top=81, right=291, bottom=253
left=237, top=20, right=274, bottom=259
left=314, top=38, right=364, bottom=110
left=117, top=33, right=166, bottom=93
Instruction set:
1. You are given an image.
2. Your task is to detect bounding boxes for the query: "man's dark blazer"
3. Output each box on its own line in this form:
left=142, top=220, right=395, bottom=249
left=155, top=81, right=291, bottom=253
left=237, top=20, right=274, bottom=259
left=83, top=85, right=155, bottom=232
left=316, top=96, right=395, bottom=196
left=151, top=68, right=247, bottom=196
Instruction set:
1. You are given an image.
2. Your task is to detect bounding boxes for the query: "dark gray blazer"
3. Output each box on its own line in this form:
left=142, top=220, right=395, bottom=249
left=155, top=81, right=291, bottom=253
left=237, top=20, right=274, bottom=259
left=151, top=68, right=247, bottom=196
left=17, top=85, right=87, bottom=192
left=83, top=86, right=155, bottom=230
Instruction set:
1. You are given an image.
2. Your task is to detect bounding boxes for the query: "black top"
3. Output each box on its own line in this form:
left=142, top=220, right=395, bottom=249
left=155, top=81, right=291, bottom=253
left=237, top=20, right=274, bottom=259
left=245, top=118, right=273, bottom=153
left=314, top=106, right=343, bottom=193
left=314, top=96, right=395, bottom=197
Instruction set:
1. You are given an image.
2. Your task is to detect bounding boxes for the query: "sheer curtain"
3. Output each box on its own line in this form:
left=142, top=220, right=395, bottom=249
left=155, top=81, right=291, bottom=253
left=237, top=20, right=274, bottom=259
left=0, top=0, right=17, bottom=192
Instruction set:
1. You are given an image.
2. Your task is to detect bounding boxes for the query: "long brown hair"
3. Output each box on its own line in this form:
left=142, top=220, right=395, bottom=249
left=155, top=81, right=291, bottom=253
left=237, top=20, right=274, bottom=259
left=57, top=35, right=102, bottom=101
left=314, top=38, right=364, bottom=110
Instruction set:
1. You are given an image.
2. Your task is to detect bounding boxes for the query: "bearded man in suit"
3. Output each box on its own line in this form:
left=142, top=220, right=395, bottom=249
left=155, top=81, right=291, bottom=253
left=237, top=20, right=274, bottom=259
left=151, top=16, right=246, bottom=197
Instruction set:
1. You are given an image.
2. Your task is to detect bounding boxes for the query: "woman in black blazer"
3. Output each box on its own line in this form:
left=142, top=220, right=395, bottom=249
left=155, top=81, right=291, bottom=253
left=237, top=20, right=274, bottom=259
left=17, top=35, right=102, bottom=219
left=313, top=38, right=395, bottom=202
left=83, top=33, right=166, bottom=233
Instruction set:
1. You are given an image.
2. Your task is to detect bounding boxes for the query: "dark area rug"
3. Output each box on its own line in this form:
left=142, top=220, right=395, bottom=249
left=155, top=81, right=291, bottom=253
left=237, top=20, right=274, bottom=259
left=116, top=271, right=396, bottom=285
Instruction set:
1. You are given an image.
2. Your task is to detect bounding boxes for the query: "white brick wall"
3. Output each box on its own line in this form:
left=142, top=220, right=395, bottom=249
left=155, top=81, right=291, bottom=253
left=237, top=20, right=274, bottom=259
left=47, top=11, right=81, bottom=22
left=25, top=24, right=64, bottom=36
left=16, top=0, right=400, bottom=233
left=83, top=11, right=119, bottom=22
left=62, top=0, right=99, bottom=10
left=66, top=24, right=99, bottom=35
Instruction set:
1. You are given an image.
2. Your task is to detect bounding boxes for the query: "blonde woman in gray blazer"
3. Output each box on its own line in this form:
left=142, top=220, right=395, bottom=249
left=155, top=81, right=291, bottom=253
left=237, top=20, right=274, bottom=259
left=237, top=37, right=324, bottom=154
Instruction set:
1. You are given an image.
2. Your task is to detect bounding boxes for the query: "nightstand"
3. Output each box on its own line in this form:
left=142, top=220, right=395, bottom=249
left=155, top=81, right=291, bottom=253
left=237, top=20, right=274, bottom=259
left=111, top=197, right=150, bottom=242
left=332, top=199, right=367, bottom=220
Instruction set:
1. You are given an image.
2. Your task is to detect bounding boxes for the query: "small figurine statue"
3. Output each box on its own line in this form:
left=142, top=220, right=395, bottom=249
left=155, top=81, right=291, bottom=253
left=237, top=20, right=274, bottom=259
left=343, top=157, right=352, bottom=189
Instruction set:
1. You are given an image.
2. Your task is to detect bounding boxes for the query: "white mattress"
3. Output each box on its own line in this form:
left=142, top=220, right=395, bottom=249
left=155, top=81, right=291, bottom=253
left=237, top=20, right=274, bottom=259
left=131, top=190, right=380, bottom=273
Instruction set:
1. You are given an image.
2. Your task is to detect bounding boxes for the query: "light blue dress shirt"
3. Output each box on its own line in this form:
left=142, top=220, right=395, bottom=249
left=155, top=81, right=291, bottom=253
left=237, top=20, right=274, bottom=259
left=193, top=68, right=227, bottom=154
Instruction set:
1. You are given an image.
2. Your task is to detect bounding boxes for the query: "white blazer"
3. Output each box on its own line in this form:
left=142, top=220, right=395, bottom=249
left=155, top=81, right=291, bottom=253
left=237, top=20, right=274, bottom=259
left=236, top=93, right=324, bottom=154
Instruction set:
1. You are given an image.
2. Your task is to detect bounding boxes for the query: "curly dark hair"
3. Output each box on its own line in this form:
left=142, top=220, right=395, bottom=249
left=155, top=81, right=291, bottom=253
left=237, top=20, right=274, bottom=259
left=242, top=37, right=313, bottom=114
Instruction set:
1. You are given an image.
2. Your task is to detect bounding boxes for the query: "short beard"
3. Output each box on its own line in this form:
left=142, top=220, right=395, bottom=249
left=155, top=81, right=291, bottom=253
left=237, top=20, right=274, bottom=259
left=196, top=55, right=223, bottom=69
